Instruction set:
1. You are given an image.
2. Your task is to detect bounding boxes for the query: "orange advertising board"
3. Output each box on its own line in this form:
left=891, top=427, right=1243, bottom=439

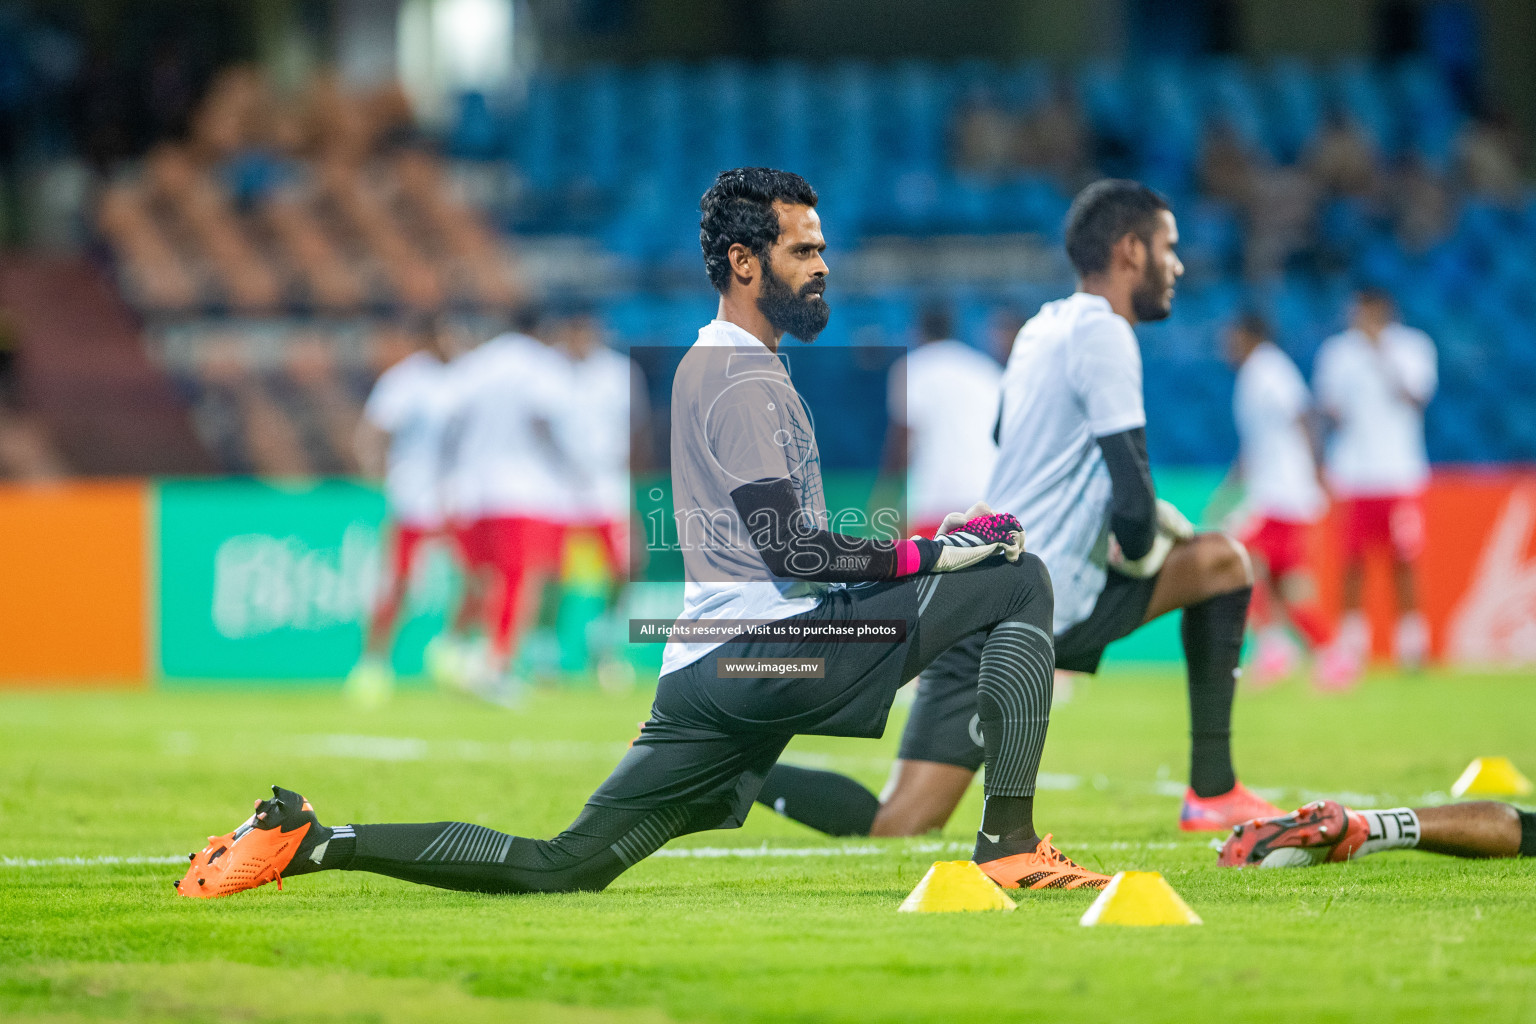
left=0, top=481, right=148, bottom=684
left=1306, top=469, right=1536, bottom=664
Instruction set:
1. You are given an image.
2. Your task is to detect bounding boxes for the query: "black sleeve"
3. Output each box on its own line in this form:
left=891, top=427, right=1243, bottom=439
left=730, top=478, right=903, bottom=582
left=1096, top=427, right=1156, bottom=561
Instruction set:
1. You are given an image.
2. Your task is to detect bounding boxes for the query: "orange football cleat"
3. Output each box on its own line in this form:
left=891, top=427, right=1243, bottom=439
left=1178, top=782, right=1283, bottom=832
left=1217, top=799, right=1368, bottom=868
left=977, top=834, right=1111, bottom=890
left=174, top=786, right=321, bottom=899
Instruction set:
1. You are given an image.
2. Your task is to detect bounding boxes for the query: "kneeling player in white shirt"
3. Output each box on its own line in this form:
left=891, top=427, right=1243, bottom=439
left=349, top=315, right=466, bottom=705
left=756, top=180, right=1284, bottom=838
left=1313, top=288, right=1437, bottom=670
left=1223, top=313, right=1352, bottom=688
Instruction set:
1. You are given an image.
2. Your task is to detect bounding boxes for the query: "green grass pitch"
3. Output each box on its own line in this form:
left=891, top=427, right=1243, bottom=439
left=3, top=669, right=1534, bottom=1023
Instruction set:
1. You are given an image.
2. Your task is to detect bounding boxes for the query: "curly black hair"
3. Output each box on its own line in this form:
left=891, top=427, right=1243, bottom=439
left=1063, top=179, right=1170, bottom=278
left=699, top=168, right=818, bottom=293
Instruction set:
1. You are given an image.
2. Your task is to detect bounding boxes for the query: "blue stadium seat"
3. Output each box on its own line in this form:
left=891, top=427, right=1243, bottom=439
left=572, top=67, right=623, bottom=188
left=703, top=60, right=752, bottom=176
left=1178, top=198, right=1242, bottom=276
left=1330, top=60, right=1398, bottom=155
left=998, top=60, right=1050, bottom=111
left=1204, top=58, right=1275, bottom=161
left=1425, top=394, right=1482, bottom=462
left=1263, top=58, right=1325, bottom=163
left=511, top=74, right=562, bottom=189
left=449, top=91, right=501, bottom=159
left=887, top=61, right=948, bottom=173
left=1393, top=59, right=1463, bottom=169
left=763, top=61, right=813, bottom=173
left=1078, top=61, right=1134, bottom=148
left=1137, top=61, right=1201, bottom=190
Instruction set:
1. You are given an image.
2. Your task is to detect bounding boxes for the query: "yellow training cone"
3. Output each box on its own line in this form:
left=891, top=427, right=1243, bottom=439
left=1451, top=756, right=1534, bottom=798
left=898, top=861, right=1016, bottom=913
left=1079, top=872, right=1202, bottom=927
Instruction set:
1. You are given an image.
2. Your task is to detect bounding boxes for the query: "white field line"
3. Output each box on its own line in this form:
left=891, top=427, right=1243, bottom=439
left=158, top=733, right=1462, bottom=808
left=2, top=840, right=1186, bottom=870
left=6, top=735, right=1451, bottom=871
left=2, top=855, right=186, bottom=868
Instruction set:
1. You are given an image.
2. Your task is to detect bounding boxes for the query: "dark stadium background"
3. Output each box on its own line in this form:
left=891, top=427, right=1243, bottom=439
left=0, top=0, right=1534, bottom=681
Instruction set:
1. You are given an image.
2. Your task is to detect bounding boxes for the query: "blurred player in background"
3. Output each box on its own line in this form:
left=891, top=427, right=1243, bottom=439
left=549, top=306, right=649, bottom=681
left=884, top=303, right=1002, bottom=537
left=346, top=314, right=466, bottom=707
left=433, top=328, right=493, bottom=686
left=1223, top=313, right=1351, bottom=688
left=1219, top=797, right=1536, bottom=869
left=1314, top=287, right=1438, bottom=672
left=439, top=310, right=572, bottom=698
left=758, top=179, right=1282, bottom=838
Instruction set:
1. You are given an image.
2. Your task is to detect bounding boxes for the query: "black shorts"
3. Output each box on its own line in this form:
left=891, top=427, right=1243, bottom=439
left=1054, top=569, right=1160, bottom=673
left=586, top=556, right=1055, bottom=838
left=898, top=568, right=1158, bottom=771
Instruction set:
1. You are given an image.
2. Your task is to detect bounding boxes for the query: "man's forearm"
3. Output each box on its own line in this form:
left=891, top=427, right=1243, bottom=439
left=731, top=478, right=904, bottom=582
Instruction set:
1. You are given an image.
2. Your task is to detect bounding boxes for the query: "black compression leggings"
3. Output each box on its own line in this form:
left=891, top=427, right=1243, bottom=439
left=340, top=801, right=716, bottom=894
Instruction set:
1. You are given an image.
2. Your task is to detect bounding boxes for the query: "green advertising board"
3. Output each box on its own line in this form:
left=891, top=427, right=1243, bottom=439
left=157, top=479, right=454, bottom=680
left=152, top=469, right=1225, bottom=682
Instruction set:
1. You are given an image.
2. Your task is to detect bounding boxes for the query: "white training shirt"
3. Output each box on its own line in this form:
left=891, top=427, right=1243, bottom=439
left=986, top=292, right=1146, bottom=634
left=362, top=350, right=455, bottom=527
left=1233, top=341, right=1326, bottom=522
left=559, top=344, right=641, bottom=522
left=889, top=339, right=1003, bottom=525
left=1313, top=323, right=1437, bottom=497
left=661, top=320, right=833, bottom=676
left=441, top=332, right=573, bottom=520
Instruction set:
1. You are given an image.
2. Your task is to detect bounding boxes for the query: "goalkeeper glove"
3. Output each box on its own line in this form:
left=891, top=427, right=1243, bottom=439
left=1109, top=499, right=1194, bottom=578
left=897, top=502, right=1027, bottom=575
left=1155, top=498, right=1195, bottom=541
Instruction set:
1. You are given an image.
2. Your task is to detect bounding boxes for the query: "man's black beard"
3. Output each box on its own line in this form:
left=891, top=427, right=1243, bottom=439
left=757, top=259, right=830, bottom=342
left=1130, top=257, right=1172, bottom=323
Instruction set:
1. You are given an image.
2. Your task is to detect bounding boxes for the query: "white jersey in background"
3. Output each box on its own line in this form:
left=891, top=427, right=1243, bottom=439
left=560, top=344, right=642, bottom=523
left=1233, top=341, right=1326, bottom=523
left=986, top=292, right=1146, bottom=634
left=1313, top=324, right=1437, bottom=497
left=661, top=320, right=833, bottom=676
left=889, top=339, right=1002, bottom=525
left=442, top=332, right=573, bottom=521
left=363, top=351, right=455, bottom=527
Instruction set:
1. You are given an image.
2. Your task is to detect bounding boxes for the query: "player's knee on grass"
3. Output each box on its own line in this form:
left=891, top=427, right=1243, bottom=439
left=869, top=761, right=975, bottom=837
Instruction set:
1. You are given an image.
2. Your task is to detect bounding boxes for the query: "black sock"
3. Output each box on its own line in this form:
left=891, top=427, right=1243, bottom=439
left=1182, top=586, right=1251, bottom=798
left=755, top=764, right=880, bottom=837
left=1520, top=810, right=1536, bottom=858
left=973, top=794, right=1038, bottom=861
left=284, top=823, right=355, bottom=875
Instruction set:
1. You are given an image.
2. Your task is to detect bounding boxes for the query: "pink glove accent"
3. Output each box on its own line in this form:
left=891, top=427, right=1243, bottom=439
left=895, top=538, right=923, bottom=577
left=958, top=512, right=1023, bottom=544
